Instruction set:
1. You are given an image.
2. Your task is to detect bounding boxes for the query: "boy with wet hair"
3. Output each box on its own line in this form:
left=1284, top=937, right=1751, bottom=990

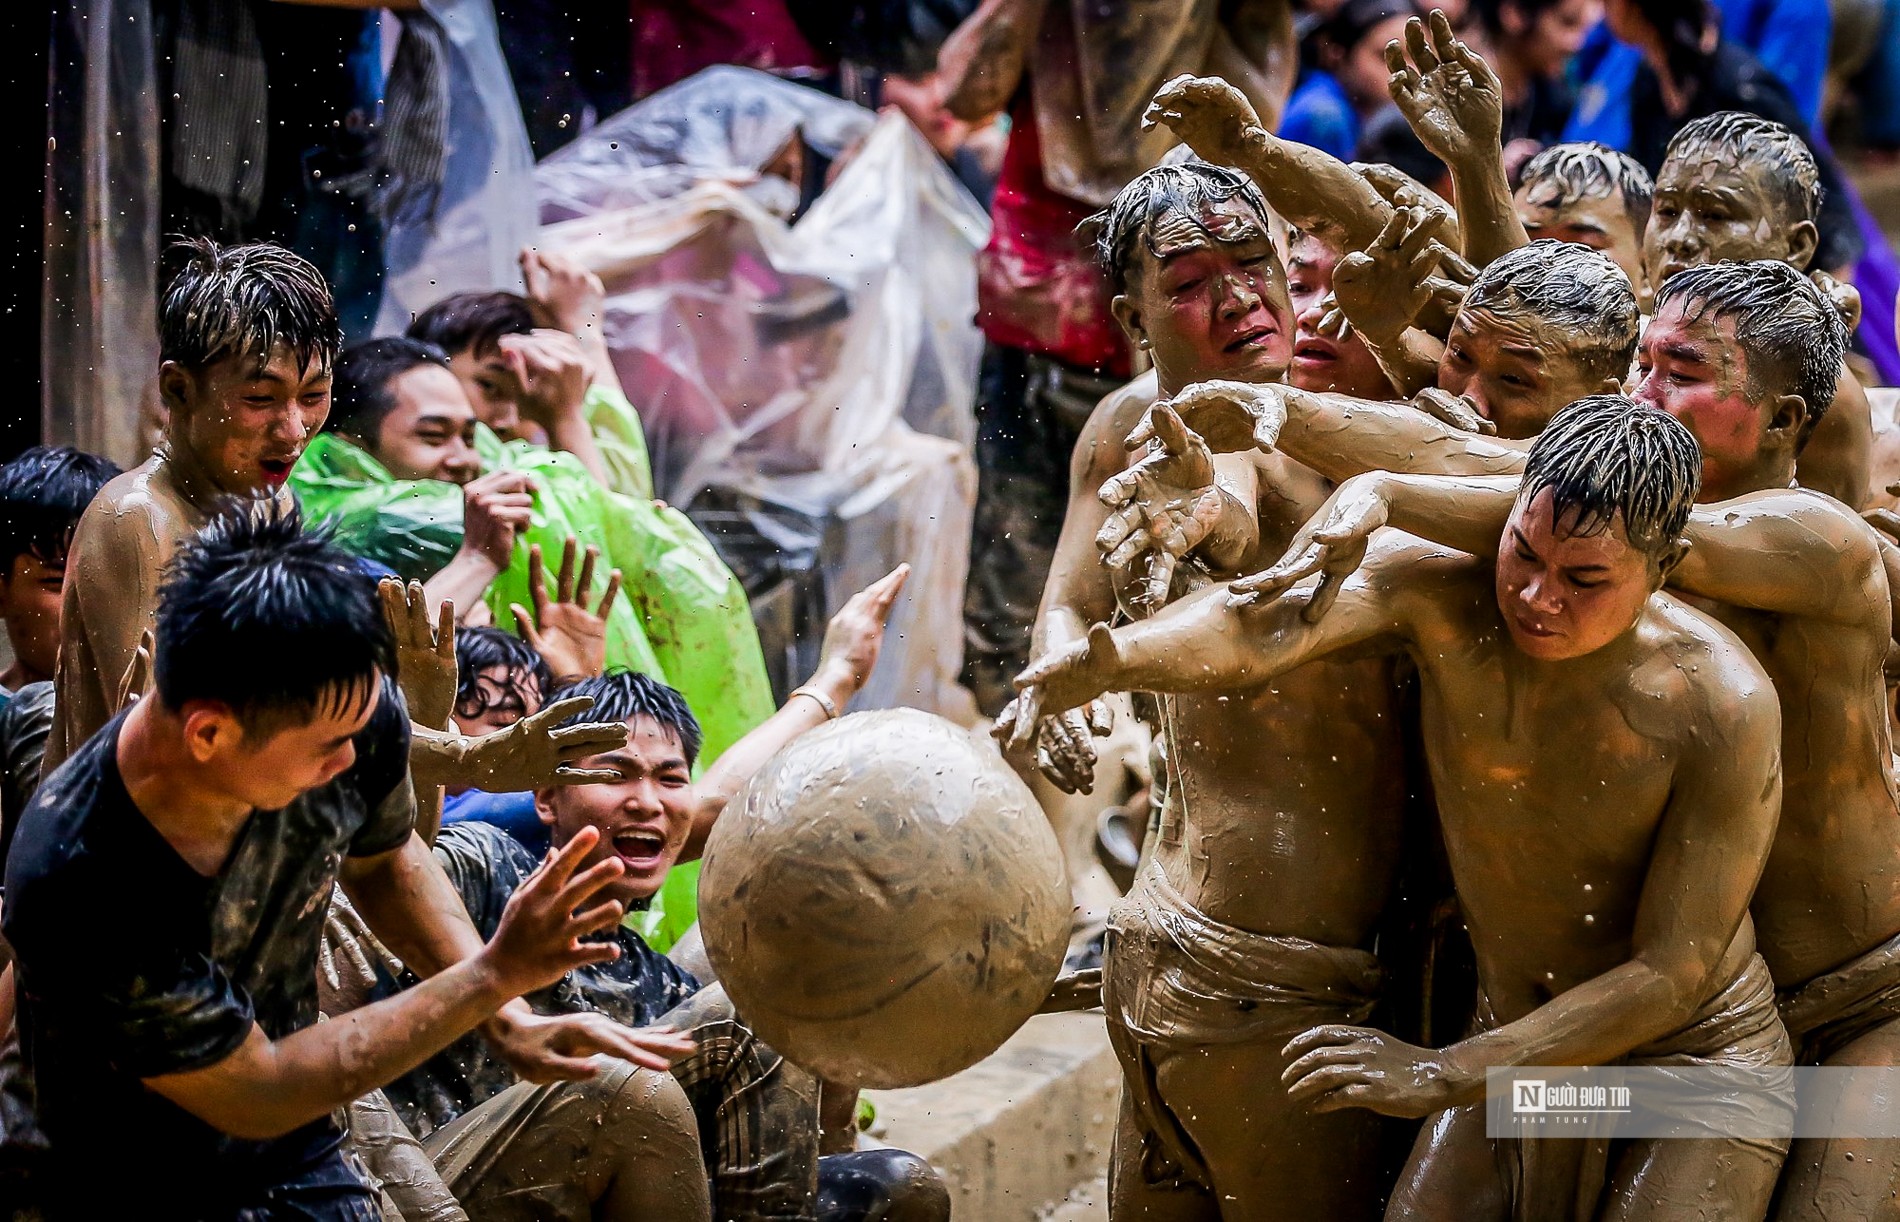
left=1514, top=142, right=1654, bottom=303
left=1255, top=263, right=1900, bottom=1222
left=1439, top=239, right=1641, bottom=438
left=7, top=504, right=693, bottom=1217
left=1004, top=157, right=1419, bottom=1219
left=385, top=570, right=949, bottom=1222
left=1646, top=110, right=1873, bottom=506
left=47, top=239, right=339, bottom=772
left=0, top=447, right=121, bottom=696
left=1019, top=396, right=1793, bottom=1220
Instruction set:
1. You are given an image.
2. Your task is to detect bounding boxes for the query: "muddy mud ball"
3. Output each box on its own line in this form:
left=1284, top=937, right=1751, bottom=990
left=700, top=709, right=1071, bottom=1088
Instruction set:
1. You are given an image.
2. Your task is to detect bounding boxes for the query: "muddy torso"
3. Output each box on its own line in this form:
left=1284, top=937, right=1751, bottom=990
left=1686, top=592, right=1900, bottom=986
left=1404, top=567, right=1756, bottom=1024
left=1128, top=450, right=1410, bottom=945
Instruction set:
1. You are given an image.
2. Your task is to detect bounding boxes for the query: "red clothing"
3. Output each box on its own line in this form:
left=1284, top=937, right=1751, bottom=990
left=631, top=0, right=831, bottom=99
left=976, top=95, right=1131, bottom=376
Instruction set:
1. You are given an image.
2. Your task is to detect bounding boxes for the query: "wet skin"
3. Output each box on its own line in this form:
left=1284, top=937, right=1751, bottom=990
left=1287, top=233, right=1398, bottom=400
left=1632, top=305, right=1900, bottom=988
left=1437, top=306, right=1620, bottom=440
left=1643, top=150, right=1869, bottom=506
left=48, top=343, right=323, bottom=772
left=1032, top=209, right=1409, bottom=1219
left=537, top=717, right=695, bottom=909
left=1515, top=186, right=1647, bottom=307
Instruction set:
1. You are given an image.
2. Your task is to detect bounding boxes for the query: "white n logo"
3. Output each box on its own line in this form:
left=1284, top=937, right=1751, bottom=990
left=1514, top=1081, right=1546, bottom=1113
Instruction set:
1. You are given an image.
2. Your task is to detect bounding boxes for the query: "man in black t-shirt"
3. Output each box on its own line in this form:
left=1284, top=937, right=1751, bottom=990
left=3, top=505, right=691, bottom=1219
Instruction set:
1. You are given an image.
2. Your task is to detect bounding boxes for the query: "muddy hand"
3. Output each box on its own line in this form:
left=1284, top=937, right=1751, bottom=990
left=463, top=696, right=632, bottom=791
left=1128, top=380, right=1286, bottom=455
left=381, top=577, right=458, bottom=729
left=1231, top=474, right=1391, bottom=620
left=1141, top=74, right=1266, bottom=167
left=1385, top=10, right=1504, bottom=166
left=1412, top=386, right=1495, bottom=435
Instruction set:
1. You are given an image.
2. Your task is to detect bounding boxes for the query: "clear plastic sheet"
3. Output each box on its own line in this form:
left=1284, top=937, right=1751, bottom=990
left=535, top=64, right=876, bottom=222
left=375, top=0, right=538, bottom=334
left=535, top=73, right=988, bottom=718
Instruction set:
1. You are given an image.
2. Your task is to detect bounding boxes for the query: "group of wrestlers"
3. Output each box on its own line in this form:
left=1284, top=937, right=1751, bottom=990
left=996, top=15, right=1900, bottom=1221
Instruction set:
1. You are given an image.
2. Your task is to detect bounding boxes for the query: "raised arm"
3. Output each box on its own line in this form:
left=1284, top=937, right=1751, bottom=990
left=1385, top=13, right=1528, bottom=268
left=1232, top=471, right=1520, bottom=615
left=680, top=565, right=910, bottom=858
left=1142, top=77, right=1393, bottom=254
left=1672, top=491, right=1890, bottom=627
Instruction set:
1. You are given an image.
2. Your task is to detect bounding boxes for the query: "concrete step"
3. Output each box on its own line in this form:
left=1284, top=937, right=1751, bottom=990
left=1040, top=1173, right=1109, bottom=1220
left=865, top=1010, right=1120, bottom=1220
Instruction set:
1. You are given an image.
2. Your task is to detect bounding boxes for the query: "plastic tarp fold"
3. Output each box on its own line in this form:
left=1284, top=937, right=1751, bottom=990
left=532, top=71, right=988, bottom=718
left=376, top=0, right=538, bottom=334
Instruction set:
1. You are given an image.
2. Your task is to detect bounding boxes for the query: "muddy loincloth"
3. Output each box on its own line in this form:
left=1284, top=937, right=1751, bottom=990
left=1482, top=953, right=1794, bottom=1222
left=1778, top=926, right=1900, bottom=1065
left=1103, top=862, right=1385, bottom=1189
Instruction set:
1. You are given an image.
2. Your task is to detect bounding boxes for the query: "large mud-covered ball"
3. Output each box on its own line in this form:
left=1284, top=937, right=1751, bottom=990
left=699, top=709, right=1070, bottom=1088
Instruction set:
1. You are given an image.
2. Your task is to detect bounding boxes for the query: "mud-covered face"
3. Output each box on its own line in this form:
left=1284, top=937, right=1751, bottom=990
left=1516, top=188, right=1647, bottom=306
left=537, top=717, right=695, bottom=905
left=1633, top=300, right=1784, bottom=502
left=370, top=365, right=484, bottom=486
left=1438, top=306, right=1609, bottom=439
left=1644, top=156, right=1814, bottom=288
left=163, top=342, right=331, bottom=496
left=1117, top=199, right=1294, bottom=392
left=1495, top=488, right=1660, bottom=660
left=1286, top=233, right=1395, bottom=398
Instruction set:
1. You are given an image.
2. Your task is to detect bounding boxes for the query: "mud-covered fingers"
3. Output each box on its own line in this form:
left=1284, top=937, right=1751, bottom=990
left=1403, top=15, right=1439, bottom=74
left=1084, top=698, right=1114, bottom=737
left=1005, top=687, right=1047, bottom=756
left=1302, top=568, right=1349, bottom=623
left=1096, top=503, right=1145, bottom=558
left=1099, top=464, right=1145, bottom=508
left=1140, top=549, right=1179, bottom=611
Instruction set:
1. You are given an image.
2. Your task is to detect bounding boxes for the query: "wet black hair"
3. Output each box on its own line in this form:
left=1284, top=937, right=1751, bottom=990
left=454, top=626, right=553, bottom=720
left=158, top=238, right=340, bottom=376
left=1518, top=142, right=1655, bottom=237
left=327, top=336, right=455, bottom=443
left=1088, top=162, right=1274, bottom=293
left=1461, top=240, right=1641, bottom=385
left=408, top=291, right=536, bottom=359
left=1523, top=395, right=1700, bottom=554
left=0, top=447, right=122, bottom=571
left=1663, top=112, right=1822, bottom=229
left=552, top=670, right=702, bottom=769
left=1653, top=260, right=1847, bottom=442
left=1625, top=0, right=1718, bottom=84
left=155, top=501, right=395, bottom=735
